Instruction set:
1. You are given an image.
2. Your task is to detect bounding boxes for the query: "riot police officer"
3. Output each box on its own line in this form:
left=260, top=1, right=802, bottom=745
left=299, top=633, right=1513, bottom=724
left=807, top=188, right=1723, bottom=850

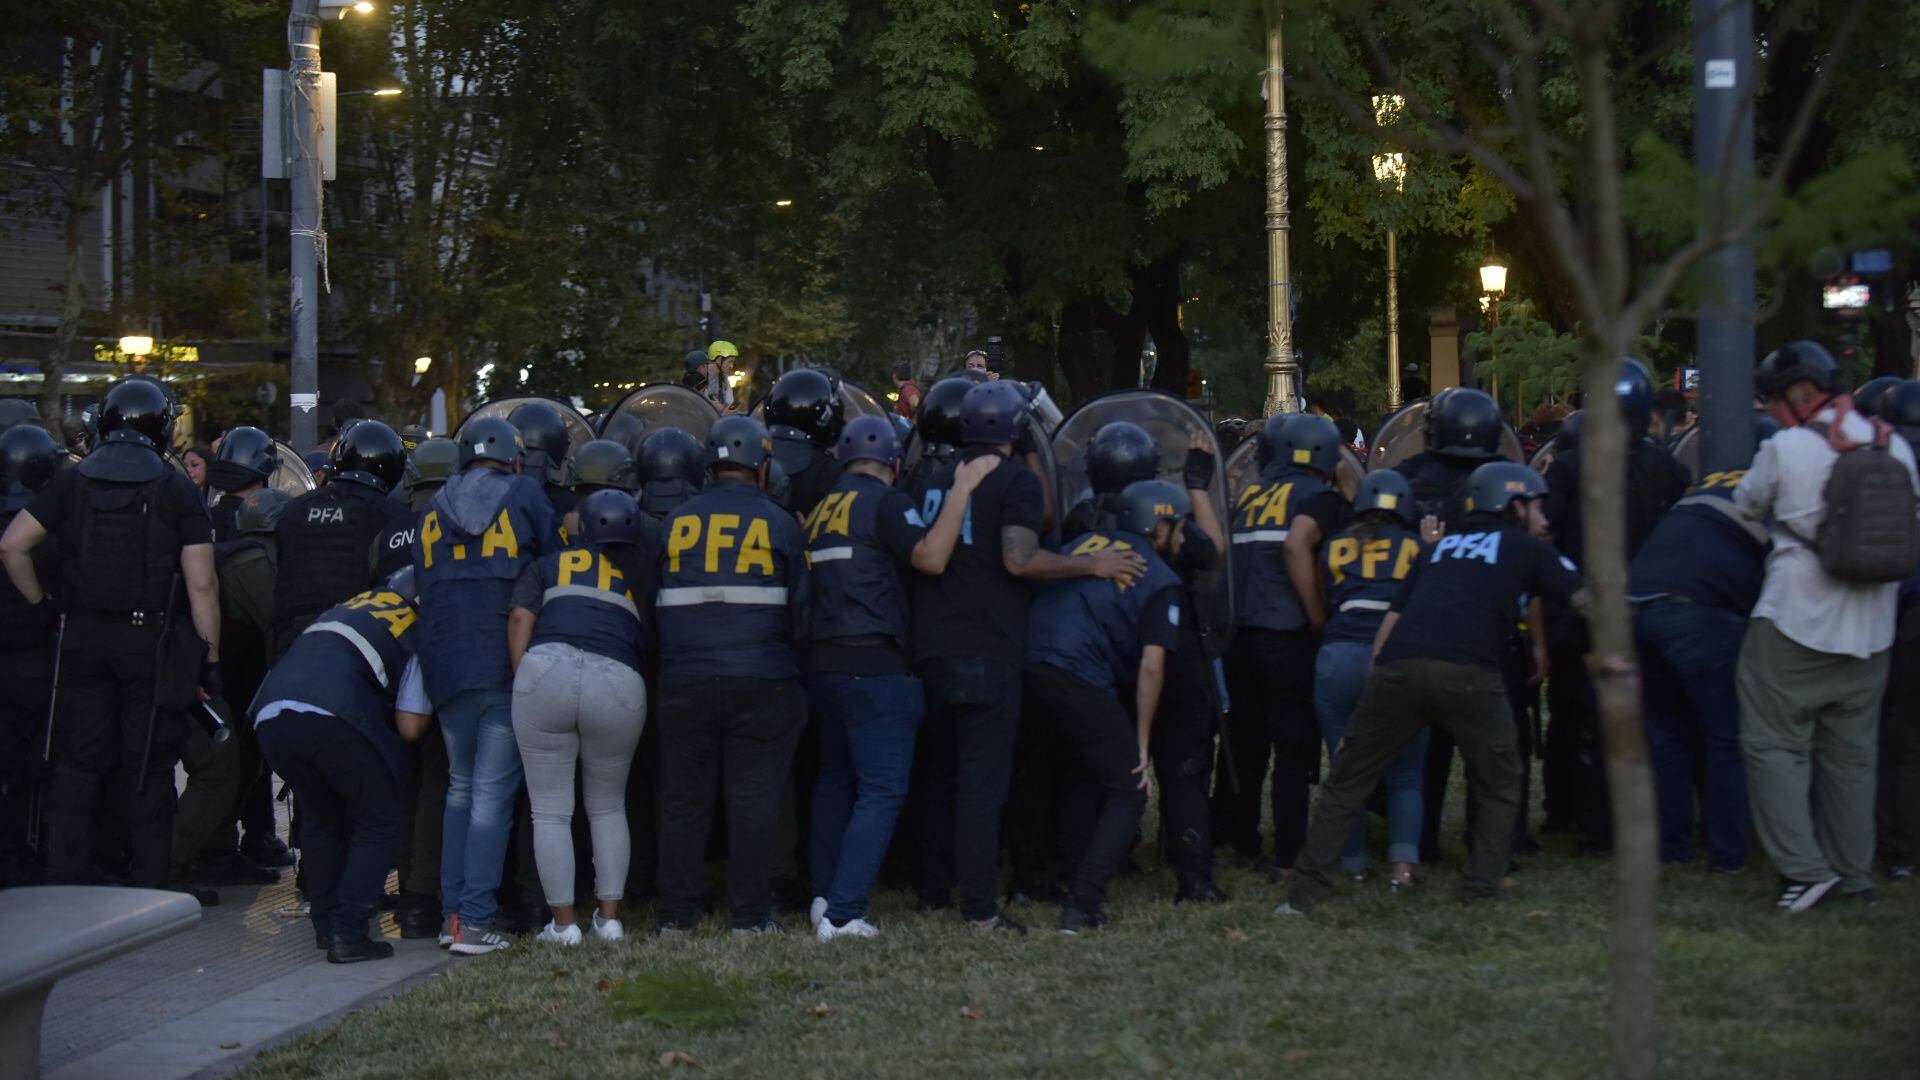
left=635, top=428, right=704, bottom=549
left=271, top=420, right=410, bottom=664
left=508, top=401, right=578, bottom=516
left=1279, top=463, right=1588, bottom=915
left=1400, top=388, right=1506, bottom=528
left=802, top=416, right=997, bottom=941
left=413, top=417, right=562, bottom=955
left=1025, top=480, right=1189, bottom=933
left=652, top=416, right=810, bottom=935
left=560, top=438, right=639, bottom=537
left=1220, top=413, right=1351, bottom=876
left=911, top=381, right=1140, bottom=933
left=0, top=423, right=63, bottom=885
left=765, top=368, right=846, bottom=518
left=0, top=379, right=221, bottom=896
left=1542, top=358, right=1690, bottom=855
left=207, top=426, right=279, bottom=542
left=251, top=569, right=433, bottom=962
left=0, top=398, right=40, bottom=435
left=899, top=376, right=973, bottom=499
left=1061, top=421, right=1160, bottom=539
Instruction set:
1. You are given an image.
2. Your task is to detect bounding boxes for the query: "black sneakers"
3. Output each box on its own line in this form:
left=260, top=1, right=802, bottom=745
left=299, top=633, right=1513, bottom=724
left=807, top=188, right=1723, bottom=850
left=1775, top=876, right=1841, bottom=913
left=1174, top=880, right=1230, bottom=904
left=1058, top=906, right=1109, bottom=935
left=327, top=938, right=395, bottom=964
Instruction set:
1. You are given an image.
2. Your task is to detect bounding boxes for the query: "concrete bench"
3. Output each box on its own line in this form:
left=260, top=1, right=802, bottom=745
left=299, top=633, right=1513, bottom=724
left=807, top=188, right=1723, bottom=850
left=0, top=886, right=200, bottom=1080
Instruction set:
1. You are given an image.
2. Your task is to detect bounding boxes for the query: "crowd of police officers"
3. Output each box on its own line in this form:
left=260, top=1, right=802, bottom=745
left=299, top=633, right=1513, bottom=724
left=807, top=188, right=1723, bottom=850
left=1, top=337, right=1917, bottom=956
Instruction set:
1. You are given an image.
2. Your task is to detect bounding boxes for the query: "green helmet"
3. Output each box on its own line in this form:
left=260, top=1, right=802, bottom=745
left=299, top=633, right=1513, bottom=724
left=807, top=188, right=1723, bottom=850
left=404, top=437, right=460, bottom=490
left=235, top=487, right=292, bottom=536
left=564, top=438, right=640, bottom=492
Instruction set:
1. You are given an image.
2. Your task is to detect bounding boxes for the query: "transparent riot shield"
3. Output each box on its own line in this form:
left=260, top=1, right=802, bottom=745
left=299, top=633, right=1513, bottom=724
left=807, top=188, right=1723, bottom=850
left=598, top=383, right=721, bottom=457
left=1224, top=435, right=1365, bottom=502
left=270, top=440, right=317, bottom=494
left=1368, top=397, right=1525, bottom=470
left=455, top=395, right=596, bottom=464
left=1052, top=388, right=1232, bottom=654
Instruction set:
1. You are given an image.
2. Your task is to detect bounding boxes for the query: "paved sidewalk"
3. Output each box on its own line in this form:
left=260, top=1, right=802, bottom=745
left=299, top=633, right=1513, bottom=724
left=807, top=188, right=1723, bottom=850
left=39, top=872, right=448, bottom=1079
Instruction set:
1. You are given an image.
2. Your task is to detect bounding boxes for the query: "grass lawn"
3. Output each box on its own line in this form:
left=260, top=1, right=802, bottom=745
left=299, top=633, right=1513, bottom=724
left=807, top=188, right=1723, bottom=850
left=244, top=810, right=1920, bottom=1078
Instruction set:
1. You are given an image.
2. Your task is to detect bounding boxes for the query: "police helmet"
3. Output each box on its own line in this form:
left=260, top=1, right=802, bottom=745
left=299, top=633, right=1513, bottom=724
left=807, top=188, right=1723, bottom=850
left=766, top=368, right=846, bottom=449
left=838, top=414, right=901, bottom=467
left=1881, top=380, right=1920, bottom=452
left=707, top=340, right=740, bottom=361
left=215, top=426, right=279, bottom=481
left=0, top=424, right=62, bottom=506
left=235, top=487, right=292, bottom=536
left=1854, top=376, right=1901, bottom=418
left=328, top=419, right=407, bottom=493
left=1429, top=388, right=1505, bottom=460
left=404, top=437, right=460, bottom=489
left=460, top=417, right=525, bottom=467
left=1422, top=388, right=1457, bottom=442
left=1087, top=422, right=1161, bottom=495
left=0, top=398, right=38, bottom=434
left=684, top=348, right=710, bottom=373
left=707, top=415, right=773, bottom=473
left=959, top=381, right=1029, bottom=446
left=384, top=565, right=418, bottom=604
left=1464, top=460, right=1548, bottom=517
left=1755, top=340, right=1839, bottom=397
left=916, top=377, right=973, bottom=447
left=1615, top=358, right=1654, bottom=437
left=1114, top=479, right=1191, bottom=536
left=1253, top=413, right=1293, bottom=471
left=508, top=402, right=571, bottom=482
left=1282, top=414, right=1344, bottom=476
left=565, top=438, right=640, bottom=492
left=1214, top=416, right=1251, bottom=455
left=577, top=488, right=646, bottom=546
left=1353, top=468, right=1414, bottom=527
left=397, top=424, right=428, bottom=454
left=97, top=379, right=173, bottom=449
left=640, top=428, right=705, bottom=486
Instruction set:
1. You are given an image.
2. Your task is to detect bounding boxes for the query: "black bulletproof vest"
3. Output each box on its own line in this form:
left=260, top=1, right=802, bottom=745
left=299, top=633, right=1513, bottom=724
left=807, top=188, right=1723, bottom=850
left=772, top=430, right=837, bottom=518
left=803, top=474, right=911, bottom=648
left=272, top=483, right=388, bottom=653
left=60, top=474, right=181, bottom=616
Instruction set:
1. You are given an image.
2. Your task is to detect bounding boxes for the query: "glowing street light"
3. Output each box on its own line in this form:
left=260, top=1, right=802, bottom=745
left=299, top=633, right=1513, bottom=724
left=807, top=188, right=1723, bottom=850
left=1479, top=259, right=1509, bottom=298
left=119, top=334, right=154, bottom=357
left=413, top=355, right=433, bottom=375
left=774, top=199, right=794, bottom=208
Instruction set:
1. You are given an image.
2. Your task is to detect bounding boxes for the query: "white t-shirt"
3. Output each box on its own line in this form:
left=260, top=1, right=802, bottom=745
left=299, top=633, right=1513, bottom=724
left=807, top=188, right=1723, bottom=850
left=1735, top=408, right=1919, bottom=658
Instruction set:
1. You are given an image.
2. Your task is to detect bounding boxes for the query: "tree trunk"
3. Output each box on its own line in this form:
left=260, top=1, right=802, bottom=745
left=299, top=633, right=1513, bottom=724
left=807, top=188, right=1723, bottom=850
left=41, top=197, right=92, bottom=432
left=1056, top=299, right=1102, bottom=405
left=1139, top=255, right=1191, bottom=397
left=1577, top=328, right=1659, bottom=1080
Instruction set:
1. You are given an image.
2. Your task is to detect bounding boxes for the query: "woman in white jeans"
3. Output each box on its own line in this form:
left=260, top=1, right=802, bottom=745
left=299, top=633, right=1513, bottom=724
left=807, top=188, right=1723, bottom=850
left=507, top=489, right=654, bottom=944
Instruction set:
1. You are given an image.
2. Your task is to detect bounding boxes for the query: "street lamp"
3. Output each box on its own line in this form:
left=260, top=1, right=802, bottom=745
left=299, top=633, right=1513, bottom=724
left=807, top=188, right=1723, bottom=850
left=1479, top=259, right=1508, bottom=416
left=1372, top=94, right=1406, bottom=410
left=118, top=334, right=155, bottom=358
left=413, top=355, right=433, bottom=375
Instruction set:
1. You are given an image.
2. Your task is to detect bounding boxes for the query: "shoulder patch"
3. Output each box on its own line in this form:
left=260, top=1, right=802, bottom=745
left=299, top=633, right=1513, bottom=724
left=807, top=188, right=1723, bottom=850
left=1559, top=556, right=1579, bottom=573
left=905, top=508, right=926, bottom=527
left=1167, top=604, right=1181, bottom=626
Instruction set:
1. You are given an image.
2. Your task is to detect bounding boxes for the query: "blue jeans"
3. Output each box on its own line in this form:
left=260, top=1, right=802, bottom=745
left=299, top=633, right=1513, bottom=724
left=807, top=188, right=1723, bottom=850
left=1314, top=641, right=1428, bottom=870
left=806, top=671, right=924, bottom=922
left=1636, top=601, right=1749, bottom=870
left=439, top=688, right=523, bottom=928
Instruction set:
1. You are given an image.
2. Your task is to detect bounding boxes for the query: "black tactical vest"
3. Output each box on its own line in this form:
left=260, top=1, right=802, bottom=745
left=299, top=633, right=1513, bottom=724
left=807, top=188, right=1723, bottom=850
left=60, top=474, right=182, bottom=617
left=271, top=483, right=390, bottom=654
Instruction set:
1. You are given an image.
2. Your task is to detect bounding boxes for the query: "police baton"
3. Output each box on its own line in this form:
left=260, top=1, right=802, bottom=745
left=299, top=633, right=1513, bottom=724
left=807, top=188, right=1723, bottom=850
left=136, top=573, right=183, bottom=794
left=1196, top=624, right=1239, bottom=796
left=40, top=613, right=65, bottom=762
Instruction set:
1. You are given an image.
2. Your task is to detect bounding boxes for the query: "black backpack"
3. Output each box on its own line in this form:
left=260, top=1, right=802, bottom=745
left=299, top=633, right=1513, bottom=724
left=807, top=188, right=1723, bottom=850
left=1806, top=422, right=1920, bottom=583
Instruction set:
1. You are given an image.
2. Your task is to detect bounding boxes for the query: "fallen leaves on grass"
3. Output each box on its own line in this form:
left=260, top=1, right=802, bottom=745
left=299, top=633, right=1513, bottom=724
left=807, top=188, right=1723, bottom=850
left=1283, top=1049, right=1311, bottom=1062
left=1526, top=911, right=1549, bottom=919
left=543, top=1030, right=568, bottom=1050
left=1224, top=927, right=1250, bottom=943
left=1144, top=1054, right=1174, bottom=1072
left=595, top=978, right=624, bottom=993
left=809, top=1003, right=832, bottom=1019
left=658, top=1050, right=702, bottom=1069
left=959, top=1002, right=984, bottom=1021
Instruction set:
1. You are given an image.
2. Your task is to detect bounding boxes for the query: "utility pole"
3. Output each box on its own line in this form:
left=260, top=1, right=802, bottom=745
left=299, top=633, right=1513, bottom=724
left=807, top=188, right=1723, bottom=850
left=1262, top=3, right=1300, bottom=416
left=1694, top=0, right=1756, bottom=474
left=287, top=0, right=323, bottom=450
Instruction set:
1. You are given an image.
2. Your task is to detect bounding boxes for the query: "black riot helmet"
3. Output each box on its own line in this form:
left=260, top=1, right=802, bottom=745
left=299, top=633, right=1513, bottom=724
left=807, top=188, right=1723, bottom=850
left=1252, top=412, right=1293, bottom=471
left=640, top=427, right=704, bottom=486
left=215, top=426, right=279, bottom=481
left=577, top=489, right=646, bottom=547
left=1353, top=468, right=1414, bottom=527
left=460, top=417, right=524, bottom=467
left=327, top=419, right=406, bottom=493
left=1428, top=388, right=1505, bottom=460
left=96, top=378, right=173, bottom=449
left=0, top=398, right=38, bottom=434
left=0, top=423, right=62, bottom=507
left=916, top=377, right=973, bottom=447
left=565, top=438, right=640, bottom=492
left=1755, top=340, right=1840, bottom=397
left=1854, top=376, right=1901, bottom=418
left=508, top=402, right=572, bottom=482
left=765, top=368, right=846, bottom=450
left=707, top=415, right=774, bottom=474
left=1214, top=416, right=1251, bottom=455
left=1881, top=380, right=1920, bottom=452
left=1282, top=414, right=1344, bottom=477
left=1464, top=461, right=1548, bottom=518
left=1114, top=479, right=1191, bottom=536
left=1615, top=358, right=1654, bottom=439
left=1086, top=421, right=1161, bottom=495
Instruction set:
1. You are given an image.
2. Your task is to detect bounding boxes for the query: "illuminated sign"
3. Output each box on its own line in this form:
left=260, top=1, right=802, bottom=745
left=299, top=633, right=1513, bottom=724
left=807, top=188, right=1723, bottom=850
left=94, top=343, right=200, bottom=364
left=1822, top=282, right=1869, bottom=311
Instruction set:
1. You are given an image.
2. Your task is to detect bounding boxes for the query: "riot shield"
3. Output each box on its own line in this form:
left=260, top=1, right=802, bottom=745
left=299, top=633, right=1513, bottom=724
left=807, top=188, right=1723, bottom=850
left=455, top=395, right=595, bottom=464
left=1368, top=397, right=1525, bottom=470
left=598, top=383, right=720, bottom=457
left=1052, top=389, right=1231, bottom=655
left=270, top=439, right=317, bottom=494
left=1224, top=435, right=1364, bottom=502
left=747, top=372, right=890, bottom=428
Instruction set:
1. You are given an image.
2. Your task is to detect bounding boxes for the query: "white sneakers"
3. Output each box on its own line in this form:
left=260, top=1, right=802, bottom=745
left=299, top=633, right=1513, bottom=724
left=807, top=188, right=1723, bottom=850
left=591, top=911, right=624, bottom=942
left=816, top=917, right=879, bottom=943
left=808, top=896, right=828, bottom=929
left=537, top=921, right=583, bottom=946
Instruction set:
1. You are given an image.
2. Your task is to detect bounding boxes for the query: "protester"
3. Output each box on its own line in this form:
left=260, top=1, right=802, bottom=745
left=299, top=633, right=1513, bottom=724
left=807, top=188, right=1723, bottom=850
left=183, top=444, right=212, bottom=494
left=893, top=361, right=922, bottom=421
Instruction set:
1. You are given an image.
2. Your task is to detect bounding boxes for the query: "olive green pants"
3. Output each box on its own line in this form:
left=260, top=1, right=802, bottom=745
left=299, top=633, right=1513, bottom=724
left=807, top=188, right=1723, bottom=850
left=1736, top=618, right=1887, bottom=893
left=172, top=703, right=239, bottom=873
